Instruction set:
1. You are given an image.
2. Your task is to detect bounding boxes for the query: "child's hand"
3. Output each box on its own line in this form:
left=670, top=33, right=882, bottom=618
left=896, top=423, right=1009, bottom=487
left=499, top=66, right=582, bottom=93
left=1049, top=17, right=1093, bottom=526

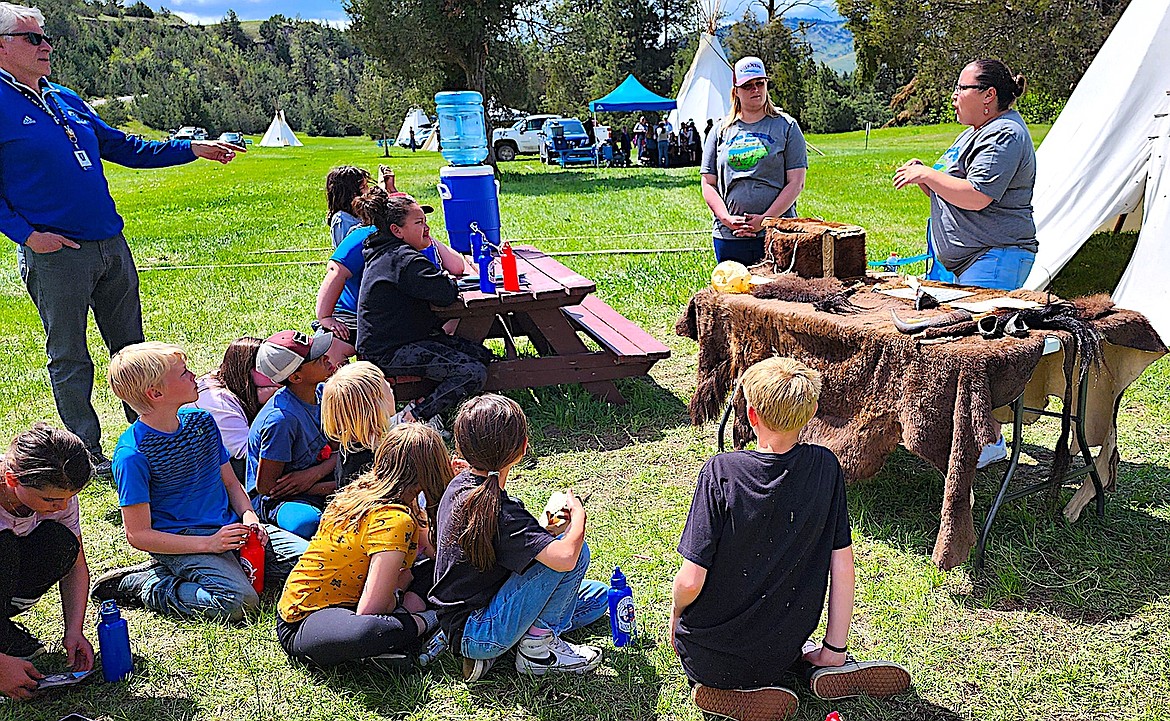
left=269, top=469, right=318, bottom=497
left=207, top=523, right=252, bottom=553
left=564, top=489, right=586, bottom=525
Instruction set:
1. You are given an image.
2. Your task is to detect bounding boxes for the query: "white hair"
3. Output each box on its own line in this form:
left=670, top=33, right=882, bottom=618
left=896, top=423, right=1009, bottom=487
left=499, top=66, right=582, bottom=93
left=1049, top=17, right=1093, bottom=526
left=0, top=3, right=44, bottom=35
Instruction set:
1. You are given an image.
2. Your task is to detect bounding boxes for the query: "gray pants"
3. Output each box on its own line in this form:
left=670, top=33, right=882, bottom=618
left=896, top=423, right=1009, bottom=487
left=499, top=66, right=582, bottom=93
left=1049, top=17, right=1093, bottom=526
left=17, top=234, right=144, bottom=453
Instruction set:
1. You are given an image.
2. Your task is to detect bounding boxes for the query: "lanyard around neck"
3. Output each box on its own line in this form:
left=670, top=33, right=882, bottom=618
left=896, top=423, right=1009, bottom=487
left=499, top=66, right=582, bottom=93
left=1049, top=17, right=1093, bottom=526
left=2, top=72, right=83, bottom=147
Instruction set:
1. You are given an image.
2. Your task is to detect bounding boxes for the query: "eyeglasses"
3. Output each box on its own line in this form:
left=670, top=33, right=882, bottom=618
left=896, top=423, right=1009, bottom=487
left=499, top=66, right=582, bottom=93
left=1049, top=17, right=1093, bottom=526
left=954, top=83, right=988, bottom=93
left=1, top=31, right=52, bottom=46
left=740, top=79, right=768, bottom=90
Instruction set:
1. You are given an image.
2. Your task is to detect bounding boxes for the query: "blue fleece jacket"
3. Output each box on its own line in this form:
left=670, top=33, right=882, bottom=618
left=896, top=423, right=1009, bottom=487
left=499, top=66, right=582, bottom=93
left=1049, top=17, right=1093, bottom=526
left=0, top=70, right=196, bottom=244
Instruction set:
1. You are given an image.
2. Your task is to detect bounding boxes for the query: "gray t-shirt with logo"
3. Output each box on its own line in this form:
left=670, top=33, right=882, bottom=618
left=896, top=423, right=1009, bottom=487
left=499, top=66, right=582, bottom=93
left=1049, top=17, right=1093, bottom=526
left=701, top=113, right=808, bottom=240
left=929, top=109, right=1037, bottom=275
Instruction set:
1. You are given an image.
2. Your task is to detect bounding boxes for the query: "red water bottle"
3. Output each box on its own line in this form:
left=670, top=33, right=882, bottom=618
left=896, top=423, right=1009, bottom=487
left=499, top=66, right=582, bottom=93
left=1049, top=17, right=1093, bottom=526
left=501, top=241, right=520, bottom=292
left=239, top=527, right=265, bottom=594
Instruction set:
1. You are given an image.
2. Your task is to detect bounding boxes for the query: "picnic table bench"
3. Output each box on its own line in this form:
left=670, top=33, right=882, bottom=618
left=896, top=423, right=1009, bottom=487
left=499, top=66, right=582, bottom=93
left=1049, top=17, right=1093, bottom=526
left=392, top=246, right=669, bottom=404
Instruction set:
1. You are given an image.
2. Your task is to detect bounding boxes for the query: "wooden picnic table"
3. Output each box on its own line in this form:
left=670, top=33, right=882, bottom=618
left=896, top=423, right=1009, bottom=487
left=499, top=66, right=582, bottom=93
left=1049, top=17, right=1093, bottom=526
left=396, top=246, right=669, bottom=404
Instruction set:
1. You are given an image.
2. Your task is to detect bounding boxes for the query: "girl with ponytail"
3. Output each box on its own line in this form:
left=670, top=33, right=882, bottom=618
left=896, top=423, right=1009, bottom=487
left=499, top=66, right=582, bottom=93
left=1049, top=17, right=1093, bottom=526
left=429, top=394, right=610, bottom=681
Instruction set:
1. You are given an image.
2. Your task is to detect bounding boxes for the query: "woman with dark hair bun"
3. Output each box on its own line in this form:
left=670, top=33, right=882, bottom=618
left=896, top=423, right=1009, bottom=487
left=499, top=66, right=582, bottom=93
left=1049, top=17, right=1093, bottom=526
left=894, top=58, right=1037, bottom=291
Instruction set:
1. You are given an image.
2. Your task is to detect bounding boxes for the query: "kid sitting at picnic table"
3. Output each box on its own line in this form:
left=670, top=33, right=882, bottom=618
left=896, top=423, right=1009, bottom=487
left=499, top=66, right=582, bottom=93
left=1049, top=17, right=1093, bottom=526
left=247, top=331, right=338, bottom=540
left=276, top=423, right=452, bottom=668
left=429, top=394, right=609, bottom=681
left=93, top=343, right=307, bottom=622
left=1, top=424, right=94, bottom=700
left=354, top=188, right=489, bottom=425
left=669, top=357, right=910, bottom=721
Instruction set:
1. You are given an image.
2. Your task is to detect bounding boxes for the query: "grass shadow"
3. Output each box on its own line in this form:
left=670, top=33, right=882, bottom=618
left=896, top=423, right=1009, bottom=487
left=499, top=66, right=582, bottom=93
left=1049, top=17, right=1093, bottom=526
left=850, top=443, right=1170, bottom=623
left=16, top=653, right=199, bottom=721
left=796, top=690, right=966, bottom=721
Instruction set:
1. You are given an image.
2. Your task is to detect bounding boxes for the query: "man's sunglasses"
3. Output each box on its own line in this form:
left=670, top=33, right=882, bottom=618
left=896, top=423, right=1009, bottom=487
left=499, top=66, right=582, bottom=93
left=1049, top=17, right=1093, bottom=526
left=1, top=31, right=52, bottom=46
left=954, top=83, right=988, bottom=93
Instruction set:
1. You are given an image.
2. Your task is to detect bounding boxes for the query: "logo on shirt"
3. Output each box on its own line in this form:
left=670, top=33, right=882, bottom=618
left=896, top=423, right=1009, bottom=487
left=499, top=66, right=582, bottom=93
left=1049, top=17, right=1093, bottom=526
left=726, top=131, right=772, bottom=171
left=22, top=116, right=35, bottom=125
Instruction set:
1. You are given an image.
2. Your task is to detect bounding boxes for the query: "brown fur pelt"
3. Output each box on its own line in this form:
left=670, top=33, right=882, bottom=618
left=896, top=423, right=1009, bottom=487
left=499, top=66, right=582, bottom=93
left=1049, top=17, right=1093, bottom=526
left=675, top=286, right=1166, bottom=570
left=750, top=275, right=863, bottom=314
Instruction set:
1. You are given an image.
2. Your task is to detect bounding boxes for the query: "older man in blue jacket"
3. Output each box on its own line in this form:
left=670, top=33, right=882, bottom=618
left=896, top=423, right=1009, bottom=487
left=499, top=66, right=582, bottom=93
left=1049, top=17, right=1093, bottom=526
left=0, top=2, right=243, bottom=477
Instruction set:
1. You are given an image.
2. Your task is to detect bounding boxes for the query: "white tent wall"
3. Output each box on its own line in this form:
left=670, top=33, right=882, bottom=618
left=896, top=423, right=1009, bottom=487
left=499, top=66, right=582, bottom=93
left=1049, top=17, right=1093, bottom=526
left=1113, top=112, right=1170, bottom=341
left=669, top=32, right=733, bottom=130
left=1024, top=0, right=1170, bottom=342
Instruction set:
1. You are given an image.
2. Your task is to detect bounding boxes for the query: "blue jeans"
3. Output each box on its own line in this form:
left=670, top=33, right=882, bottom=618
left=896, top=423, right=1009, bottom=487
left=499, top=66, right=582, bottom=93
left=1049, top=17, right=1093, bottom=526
left=657, top=140, right=669, bottom=167
left=138, top=524, right=307, bottom=622
left=956, top=246, right=1036, bottom=291
left=17, top=235, right=144, bottom=453
left=460, top=542, right=609, bottom=660
left=713, top=236, right=766, bottom=266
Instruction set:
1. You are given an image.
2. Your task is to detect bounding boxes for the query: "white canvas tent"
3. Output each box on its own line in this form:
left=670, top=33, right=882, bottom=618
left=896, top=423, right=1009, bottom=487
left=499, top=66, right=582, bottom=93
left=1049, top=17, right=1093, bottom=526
left=421, top=126, right=440, bottom=152
left=396, top=108, right=431, bottom=148
left=668, top=2, right=732, bottom=131
left=258, top=110, right=302, bottom=147
left=1024, top=0, right=1170, bottom=342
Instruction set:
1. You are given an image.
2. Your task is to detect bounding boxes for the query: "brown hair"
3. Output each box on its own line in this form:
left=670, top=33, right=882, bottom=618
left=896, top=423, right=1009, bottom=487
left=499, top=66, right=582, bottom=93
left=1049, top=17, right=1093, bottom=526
left=970, top=59, right=1027, bottom=112
left=451, top=394, right=528, bottom=572
left=351, top=187, right=417, bottom=239
left=325, top=165, right=371, bottom=222
left=5, top=423, right=92, bottom=491
left=215, top=337, right=263, bottom=422
left=320, top=424, right=453, bottom=544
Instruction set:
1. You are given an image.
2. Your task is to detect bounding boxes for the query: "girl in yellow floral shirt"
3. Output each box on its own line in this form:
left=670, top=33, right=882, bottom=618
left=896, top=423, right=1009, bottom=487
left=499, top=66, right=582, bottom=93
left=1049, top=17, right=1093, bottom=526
left=275, top=424, right=453, bottom=667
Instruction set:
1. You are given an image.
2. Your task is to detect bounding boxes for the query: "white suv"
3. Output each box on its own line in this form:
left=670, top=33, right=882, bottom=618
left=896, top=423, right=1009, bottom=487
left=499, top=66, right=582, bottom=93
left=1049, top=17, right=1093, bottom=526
left=491, top=114, right=562, bottom=161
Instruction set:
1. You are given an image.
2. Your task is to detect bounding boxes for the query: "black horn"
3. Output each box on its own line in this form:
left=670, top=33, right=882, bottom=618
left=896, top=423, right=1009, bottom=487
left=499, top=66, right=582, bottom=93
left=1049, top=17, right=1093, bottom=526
left=892, top=309, right=974, bottom=334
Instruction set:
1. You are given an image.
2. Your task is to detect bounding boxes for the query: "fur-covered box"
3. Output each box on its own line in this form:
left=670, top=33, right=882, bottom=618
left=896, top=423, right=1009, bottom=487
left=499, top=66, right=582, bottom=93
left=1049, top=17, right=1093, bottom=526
left=761, top=218, right=867, bottom=280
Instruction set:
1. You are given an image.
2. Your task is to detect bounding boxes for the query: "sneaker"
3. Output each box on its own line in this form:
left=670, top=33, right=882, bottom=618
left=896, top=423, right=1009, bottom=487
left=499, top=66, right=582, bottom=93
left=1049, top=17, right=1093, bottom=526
left=462, top=655, right=495, bottom=682
left=90, top=451, right=113, bottom=480
left=0, top=621, right=46, bottom=661
left=91, top=560, right=162, bottom=608
left=514, top=633, right=602, bottom=676
left=809, top=658, right=911, bottom=700
left=976, top=436, right=1008, bottom=469
left=691, top=684, right=798, bottom=721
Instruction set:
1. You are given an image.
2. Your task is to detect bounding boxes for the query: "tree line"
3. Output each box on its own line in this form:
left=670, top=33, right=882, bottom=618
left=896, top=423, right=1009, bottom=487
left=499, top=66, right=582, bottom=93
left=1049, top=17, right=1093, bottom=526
left=36, top=0, right=1133, bottom=139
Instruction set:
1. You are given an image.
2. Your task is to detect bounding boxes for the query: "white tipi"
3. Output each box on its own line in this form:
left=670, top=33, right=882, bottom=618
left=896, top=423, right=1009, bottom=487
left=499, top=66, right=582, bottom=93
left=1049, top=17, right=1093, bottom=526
left=668, top=1, right=733, bottom=131
left=259, top=110, right=303, bottom=147
left=395, top=108, right=431, bottom=148
left=1024, top=0, right=1170, bottom=342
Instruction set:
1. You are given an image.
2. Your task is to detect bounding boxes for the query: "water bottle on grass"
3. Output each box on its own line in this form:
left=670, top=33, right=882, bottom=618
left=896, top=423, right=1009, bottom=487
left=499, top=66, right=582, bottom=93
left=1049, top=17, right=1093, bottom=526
left=97, top=600, right=133, bottom=682
left=608, top=567, right=637, bottom=647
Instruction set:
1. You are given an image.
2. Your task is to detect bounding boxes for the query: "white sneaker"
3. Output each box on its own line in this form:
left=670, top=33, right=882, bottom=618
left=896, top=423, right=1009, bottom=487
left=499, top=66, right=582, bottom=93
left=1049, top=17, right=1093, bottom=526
left=976, top=436, right=1008, bottom=469
left=514, top=634, right=603, bottom=676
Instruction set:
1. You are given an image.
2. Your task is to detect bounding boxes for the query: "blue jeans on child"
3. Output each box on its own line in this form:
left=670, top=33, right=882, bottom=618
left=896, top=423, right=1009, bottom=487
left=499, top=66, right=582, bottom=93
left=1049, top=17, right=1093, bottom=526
left=460, top=541, right=609, bottom=660
left=956, top=246, right=1036, bottom=291
left=137, top=524, right=308, bottom=622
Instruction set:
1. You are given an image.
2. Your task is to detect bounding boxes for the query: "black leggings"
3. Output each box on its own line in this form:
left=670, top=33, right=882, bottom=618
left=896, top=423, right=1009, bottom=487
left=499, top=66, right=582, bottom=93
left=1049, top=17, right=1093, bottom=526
left=0, top=521, right=79, bottom=647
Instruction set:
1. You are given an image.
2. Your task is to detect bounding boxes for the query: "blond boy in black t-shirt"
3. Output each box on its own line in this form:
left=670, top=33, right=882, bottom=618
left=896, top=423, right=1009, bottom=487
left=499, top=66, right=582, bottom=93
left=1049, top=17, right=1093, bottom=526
left=669, top=357, right=911, bottom=720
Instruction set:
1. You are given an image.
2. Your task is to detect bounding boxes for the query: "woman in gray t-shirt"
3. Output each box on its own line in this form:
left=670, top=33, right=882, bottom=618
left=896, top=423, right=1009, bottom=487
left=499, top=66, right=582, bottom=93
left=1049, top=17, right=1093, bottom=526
left=701, top=56, right=808, bottom=265
left=894, top=59, right=1037, bottom=291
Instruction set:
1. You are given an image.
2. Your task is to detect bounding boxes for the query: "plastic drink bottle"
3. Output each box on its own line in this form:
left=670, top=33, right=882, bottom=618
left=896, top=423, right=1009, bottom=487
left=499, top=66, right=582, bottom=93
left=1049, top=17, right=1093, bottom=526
left=421, top=244, right=440, bottom=268
left=608, top=567, right=637, bottom=647
left=97, top=600, right=133, bottom=682
left=477, top=238, right=496, bottom=294
left=434, top=91, right=488, bottom=166
left=500, top=241, right=520, bottom=291
left=239, top=527, right=266, bottom=595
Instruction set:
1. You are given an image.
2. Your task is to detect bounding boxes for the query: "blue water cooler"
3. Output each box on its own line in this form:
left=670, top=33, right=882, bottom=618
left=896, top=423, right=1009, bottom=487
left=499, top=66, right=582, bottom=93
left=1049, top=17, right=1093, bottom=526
left=434, top=91, right=501, bottom=260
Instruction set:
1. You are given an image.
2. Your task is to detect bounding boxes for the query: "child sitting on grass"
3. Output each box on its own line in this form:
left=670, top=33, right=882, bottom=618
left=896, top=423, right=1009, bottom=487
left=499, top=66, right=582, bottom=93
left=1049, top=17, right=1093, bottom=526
left=93, top=343, right=307, bottom=622
left=320, top=361, right=401, bottom=489
left=354, top=188, right=491, bottom=425
left=276, top=424, right=452, bottom=668
left=247, top=330, right=338, bottom=539
left=429, top=394, right=609, bottom=681
left=1, top=424, right=93, bottom=700
left=669, top=357, right=910, bottom=721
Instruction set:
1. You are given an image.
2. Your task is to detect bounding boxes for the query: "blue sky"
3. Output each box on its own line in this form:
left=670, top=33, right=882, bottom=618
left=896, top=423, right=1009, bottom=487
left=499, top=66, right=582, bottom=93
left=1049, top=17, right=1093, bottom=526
left=152, top=0, right=842, bottom=27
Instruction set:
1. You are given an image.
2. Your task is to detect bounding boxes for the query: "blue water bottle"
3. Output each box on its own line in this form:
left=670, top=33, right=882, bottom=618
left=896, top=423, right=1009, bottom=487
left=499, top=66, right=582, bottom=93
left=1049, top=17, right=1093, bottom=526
left=476, top=237, right=496, bottom=294
left=435, top=91, right=488, bottom=166
left=97, top=600, right=134, bottom=682
left=608, top=567, right=637, bottom=647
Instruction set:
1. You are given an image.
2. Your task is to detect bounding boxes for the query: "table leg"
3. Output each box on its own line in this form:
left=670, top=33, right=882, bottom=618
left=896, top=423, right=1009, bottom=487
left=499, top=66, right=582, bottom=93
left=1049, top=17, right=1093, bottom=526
left=522, top=308, right=626, bottom=404
left=453, top=316, right=497, bottom=344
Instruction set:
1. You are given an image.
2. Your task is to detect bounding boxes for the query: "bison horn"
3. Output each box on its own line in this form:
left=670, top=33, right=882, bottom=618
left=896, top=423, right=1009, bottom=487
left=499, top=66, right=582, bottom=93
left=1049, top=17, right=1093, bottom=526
left=1004, top=313, right=1030, bottom=337
left=977, top=314, right=1003, bottom=338
left=891, top=309, right=974, bottom=334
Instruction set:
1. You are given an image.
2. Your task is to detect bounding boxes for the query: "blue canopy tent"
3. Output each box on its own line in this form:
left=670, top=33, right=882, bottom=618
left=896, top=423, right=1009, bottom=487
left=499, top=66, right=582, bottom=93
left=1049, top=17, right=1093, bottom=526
left=588, top=75, right=677, bottom=113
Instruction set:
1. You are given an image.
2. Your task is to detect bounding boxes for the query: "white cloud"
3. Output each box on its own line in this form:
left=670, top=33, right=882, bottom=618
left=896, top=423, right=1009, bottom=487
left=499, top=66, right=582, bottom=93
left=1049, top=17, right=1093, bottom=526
left=172, top=10, right=228, bottom=24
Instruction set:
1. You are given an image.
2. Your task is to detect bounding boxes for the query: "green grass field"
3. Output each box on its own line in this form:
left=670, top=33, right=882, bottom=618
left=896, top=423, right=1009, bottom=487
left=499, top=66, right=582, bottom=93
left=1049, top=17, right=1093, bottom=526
left=3, top=126, right=1167, bottom=721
